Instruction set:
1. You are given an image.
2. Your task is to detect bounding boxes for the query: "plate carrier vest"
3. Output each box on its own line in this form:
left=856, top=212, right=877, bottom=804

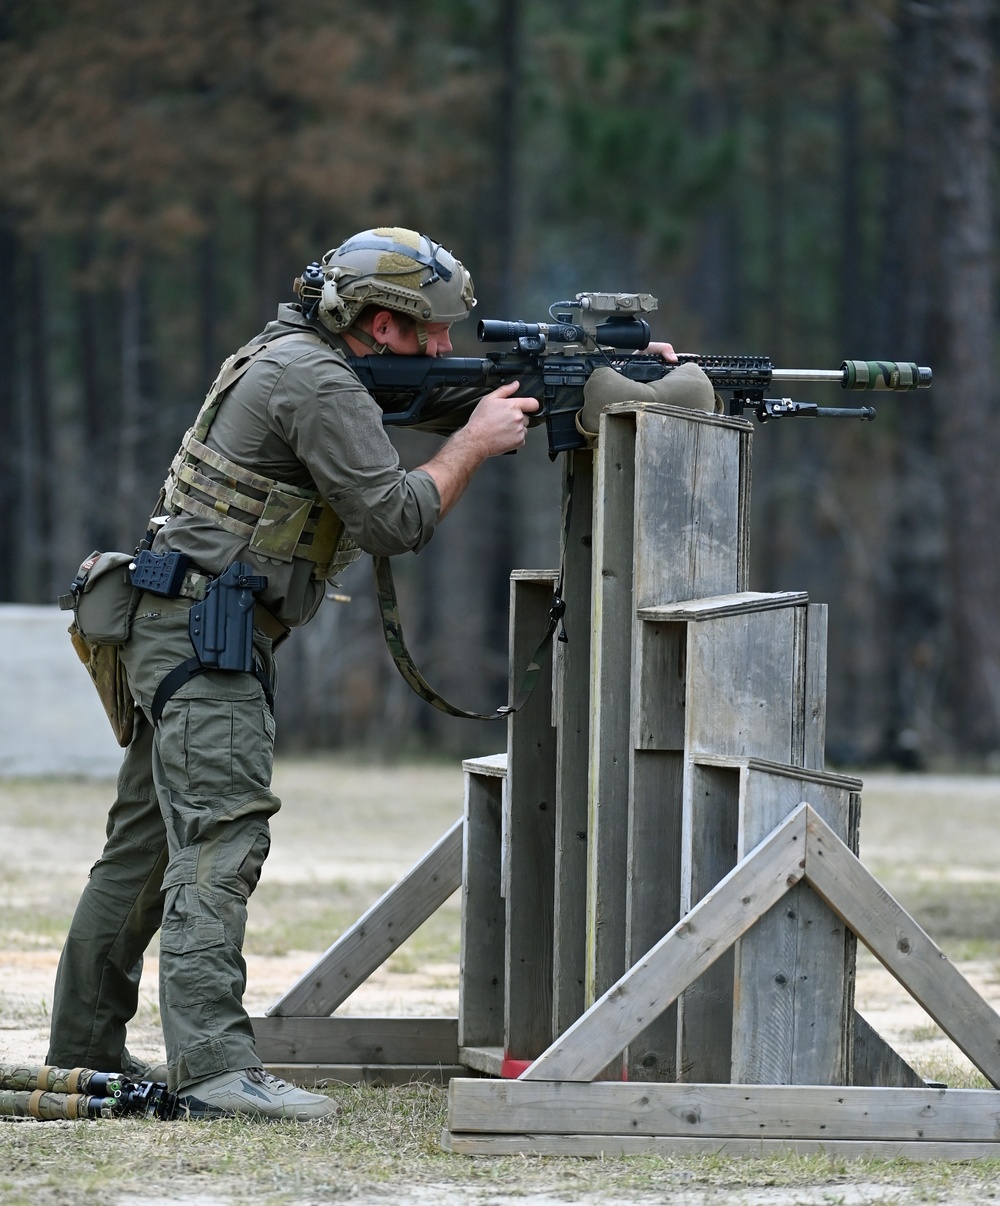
left=162, top=332, right=361, bottom=581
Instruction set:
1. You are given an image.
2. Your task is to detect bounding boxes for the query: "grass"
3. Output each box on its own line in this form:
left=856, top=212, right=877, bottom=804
left=2, top=1086, right=1000, bottom=1206
left=3, top=762, right=1000, bottom=1204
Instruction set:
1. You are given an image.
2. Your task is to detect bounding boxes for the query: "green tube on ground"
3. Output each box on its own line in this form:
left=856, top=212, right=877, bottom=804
left=0, top=1090, right=111, bottom=1120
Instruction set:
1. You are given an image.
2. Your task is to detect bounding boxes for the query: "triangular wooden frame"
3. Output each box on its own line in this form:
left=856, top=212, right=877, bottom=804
left=521, top=803, right=1000, bottom=1087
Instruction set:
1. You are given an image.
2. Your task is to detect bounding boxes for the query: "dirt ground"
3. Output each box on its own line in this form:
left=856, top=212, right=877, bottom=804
left=2, top=761, right=1000, bottom=1205
left=3, top=763, right=998, bottom=1076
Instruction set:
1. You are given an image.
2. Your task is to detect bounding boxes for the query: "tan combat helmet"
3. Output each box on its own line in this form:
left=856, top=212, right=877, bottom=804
left=296, top=227, right=476, bottom=351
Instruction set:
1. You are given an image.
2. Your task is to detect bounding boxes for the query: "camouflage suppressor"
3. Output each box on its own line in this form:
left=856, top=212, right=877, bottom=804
left=0, top=1062, right=177, bottom=1120
left=0, top=1060, right=126, bottom=1095
left=348, top=291, right=932, bottom=457
left=0, top=1089, right=115, bottom=1119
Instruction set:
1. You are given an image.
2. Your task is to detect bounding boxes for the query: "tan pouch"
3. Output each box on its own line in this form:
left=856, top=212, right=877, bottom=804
left=68, top=625, right=135, bottom=747
left=60, top=551, right=140, bottom=746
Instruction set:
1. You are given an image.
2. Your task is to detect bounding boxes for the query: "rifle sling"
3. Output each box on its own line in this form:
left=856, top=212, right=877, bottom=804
left=372, top=554, right=562, bottom=721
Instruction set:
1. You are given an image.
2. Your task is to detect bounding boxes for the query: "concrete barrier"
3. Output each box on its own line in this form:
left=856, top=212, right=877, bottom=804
left=0, top=605, right=122, bottom=778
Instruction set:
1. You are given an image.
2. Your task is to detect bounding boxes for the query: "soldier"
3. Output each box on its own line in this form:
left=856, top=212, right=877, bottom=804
left=47, top=227, right=540, bottom=1120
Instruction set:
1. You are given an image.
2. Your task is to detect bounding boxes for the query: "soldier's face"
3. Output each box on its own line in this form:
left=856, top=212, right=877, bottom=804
left=382, top=318, right=453, bottom=357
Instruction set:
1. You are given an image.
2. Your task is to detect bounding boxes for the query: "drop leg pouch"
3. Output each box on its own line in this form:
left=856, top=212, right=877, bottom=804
left=60, top=551, right=141, bottom=747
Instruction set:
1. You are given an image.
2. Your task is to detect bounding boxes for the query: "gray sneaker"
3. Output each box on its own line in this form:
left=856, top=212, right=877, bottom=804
left=176, top=1067, right=335, bottom=1121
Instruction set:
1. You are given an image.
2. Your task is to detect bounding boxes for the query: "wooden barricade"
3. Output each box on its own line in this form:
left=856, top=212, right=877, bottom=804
left=259, top=401, right=1000, bottom=1156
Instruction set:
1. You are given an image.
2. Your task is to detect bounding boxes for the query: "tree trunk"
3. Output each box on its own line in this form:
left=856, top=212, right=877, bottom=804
left=0, top=218, right=17, bottom=599
left=880, top=0, right=948, bottom=765
left=937, top=0, right=1000, bottom=753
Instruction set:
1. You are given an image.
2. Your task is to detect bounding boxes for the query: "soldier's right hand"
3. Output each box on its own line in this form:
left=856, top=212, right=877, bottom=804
left=465, top=380, right=540, bottom=456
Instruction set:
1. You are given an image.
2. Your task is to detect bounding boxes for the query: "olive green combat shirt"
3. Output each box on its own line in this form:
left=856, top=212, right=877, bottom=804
left=154, top=304, right=444, bottom=628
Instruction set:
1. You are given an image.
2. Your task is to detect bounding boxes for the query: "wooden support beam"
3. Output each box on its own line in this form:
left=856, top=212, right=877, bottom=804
left=587, top=411, right=638, bottom=1016
left=505, top=572, right=558, bottom=1061
left=448, top=1079, right=1000, bottom=1142
left=804, top=809, right=1000, bottom=1088
left=523, top=806, right=809, bottom=1082
left=266, top=818, right=463, bottom=1017
left=251, top=1015, right=458, bottom=1065
left=459, top=757, right=506, bottom=1049
left=552, top=450, right=594, bottom=1038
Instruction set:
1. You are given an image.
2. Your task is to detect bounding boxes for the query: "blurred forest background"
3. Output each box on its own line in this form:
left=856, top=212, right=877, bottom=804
left=1, top=0, right=998, bottom=767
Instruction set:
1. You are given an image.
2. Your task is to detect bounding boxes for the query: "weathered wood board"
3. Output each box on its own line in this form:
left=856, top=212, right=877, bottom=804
left=459, top=756, right=506, bottom=1050
left=505, top=573, right=558, bottom=1060
left=448, top=1078, right=1000, bottom=1142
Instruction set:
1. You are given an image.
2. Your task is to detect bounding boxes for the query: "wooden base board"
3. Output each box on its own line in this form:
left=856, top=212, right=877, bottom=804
left=251, top=1015, right=458, bottom=1065
left=444, top=1079, right=1000, bottom=1159
left=264, top=1062, right=468, bottom=1087
left=442, top=1131, right=1000, bottom=1160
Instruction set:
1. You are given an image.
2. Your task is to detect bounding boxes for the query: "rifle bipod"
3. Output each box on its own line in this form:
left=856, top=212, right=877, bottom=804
left=0, top=1062, right=178, bottom=1120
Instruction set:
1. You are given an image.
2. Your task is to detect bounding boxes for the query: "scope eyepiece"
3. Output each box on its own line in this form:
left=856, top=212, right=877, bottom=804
left=594, top=316, right=651, bottom=351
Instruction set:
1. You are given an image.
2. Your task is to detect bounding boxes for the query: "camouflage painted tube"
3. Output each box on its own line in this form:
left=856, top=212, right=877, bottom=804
left=0, top=1062, right=124, bottom=1097
left=841, top=360, right=931, bottom=390
left=0, top=1090, right=113, bottom=1120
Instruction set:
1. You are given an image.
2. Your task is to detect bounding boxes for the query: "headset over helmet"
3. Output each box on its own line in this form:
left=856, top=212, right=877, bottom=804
left=295, top=227, right=476, bottom=350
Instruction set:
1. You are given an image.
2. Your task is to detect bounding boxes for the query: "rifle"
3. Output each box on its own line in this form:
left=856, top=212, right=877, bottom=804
left=349, top=292, right=932, bottom=458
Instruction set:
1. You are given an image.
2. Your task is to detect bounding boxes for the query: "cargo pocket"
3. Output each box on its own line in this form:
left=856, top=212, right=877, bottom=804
left=156, top=678, right=269, bottom=797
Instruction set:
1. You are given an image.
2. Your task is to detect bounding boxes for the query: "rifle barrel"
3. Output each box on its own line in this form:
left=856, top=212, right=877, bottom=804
left=771, top=369, right=845, bottom=386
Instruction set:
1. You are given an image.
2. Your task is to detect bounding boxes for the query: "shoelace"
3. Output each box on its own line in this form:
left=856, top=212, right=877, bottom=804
left=245, top=1067, right=289, bottom=1091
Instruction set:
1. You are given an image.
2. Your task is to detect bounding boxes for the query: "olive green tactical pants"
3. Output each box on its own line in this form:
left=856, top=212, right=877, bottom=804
left=47, top=595, right=279, bottom=1092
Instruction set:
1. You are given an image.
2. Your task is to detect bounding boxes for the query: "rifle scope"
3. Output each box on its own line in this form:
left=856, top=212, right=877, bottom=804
left=478, top=316, right=651, bottom=351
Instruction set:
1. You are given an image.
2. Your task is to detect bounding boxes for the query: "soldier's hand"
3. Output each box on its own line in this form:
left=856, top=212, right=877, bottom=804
left=466, top=380, right=540, bottom=456
left=646, top=341, right=678, bottom=363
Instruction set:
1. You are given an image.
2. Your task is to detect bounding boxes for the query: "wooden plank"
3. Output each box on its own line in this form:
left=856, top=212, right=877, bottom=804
left=448, top=1078, right=1000, bottom=1141
left=552, top=450, right=594, bottom=1037
left=462, top=753, right=507, bottom=777
left=265, top=1063, right=465, bottom=1087
left=266, top=819, right=463, bottom=1017
left=632, top=408, right=746, bottom=611
left=251, top=1016, right=457, bottom=1064
left=443, top=1132, right=1000, bottom=1160
left=737, top=425, right=752, bottom=590
left=523, top=806, right=809, bottom=1082
left=803, top=809, right=1000, bottom=1088
left=639, top=591, right=809, bottom=623
left=504, top=575, right=558, bottom=1060
left=804, top=603, right=828, bottom=770
left=634, top=621, right=686, bottom=750
left=458, top=1046, right=503, bottom=1077
left=684, top=607, right=803, bottom=762
left=625, top=750, right=684, bottom=1080
left=587, top=411, right=637, bottom=1013
left=459, top=766, right=505, bottom=1049
left=852, top=1011, right=928, bottom=1089
left=692, top=754, right=862, bottom=795
left=677, top=762, right=740, bottom=1082
left=731, top=766, right=854, bottom=1086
